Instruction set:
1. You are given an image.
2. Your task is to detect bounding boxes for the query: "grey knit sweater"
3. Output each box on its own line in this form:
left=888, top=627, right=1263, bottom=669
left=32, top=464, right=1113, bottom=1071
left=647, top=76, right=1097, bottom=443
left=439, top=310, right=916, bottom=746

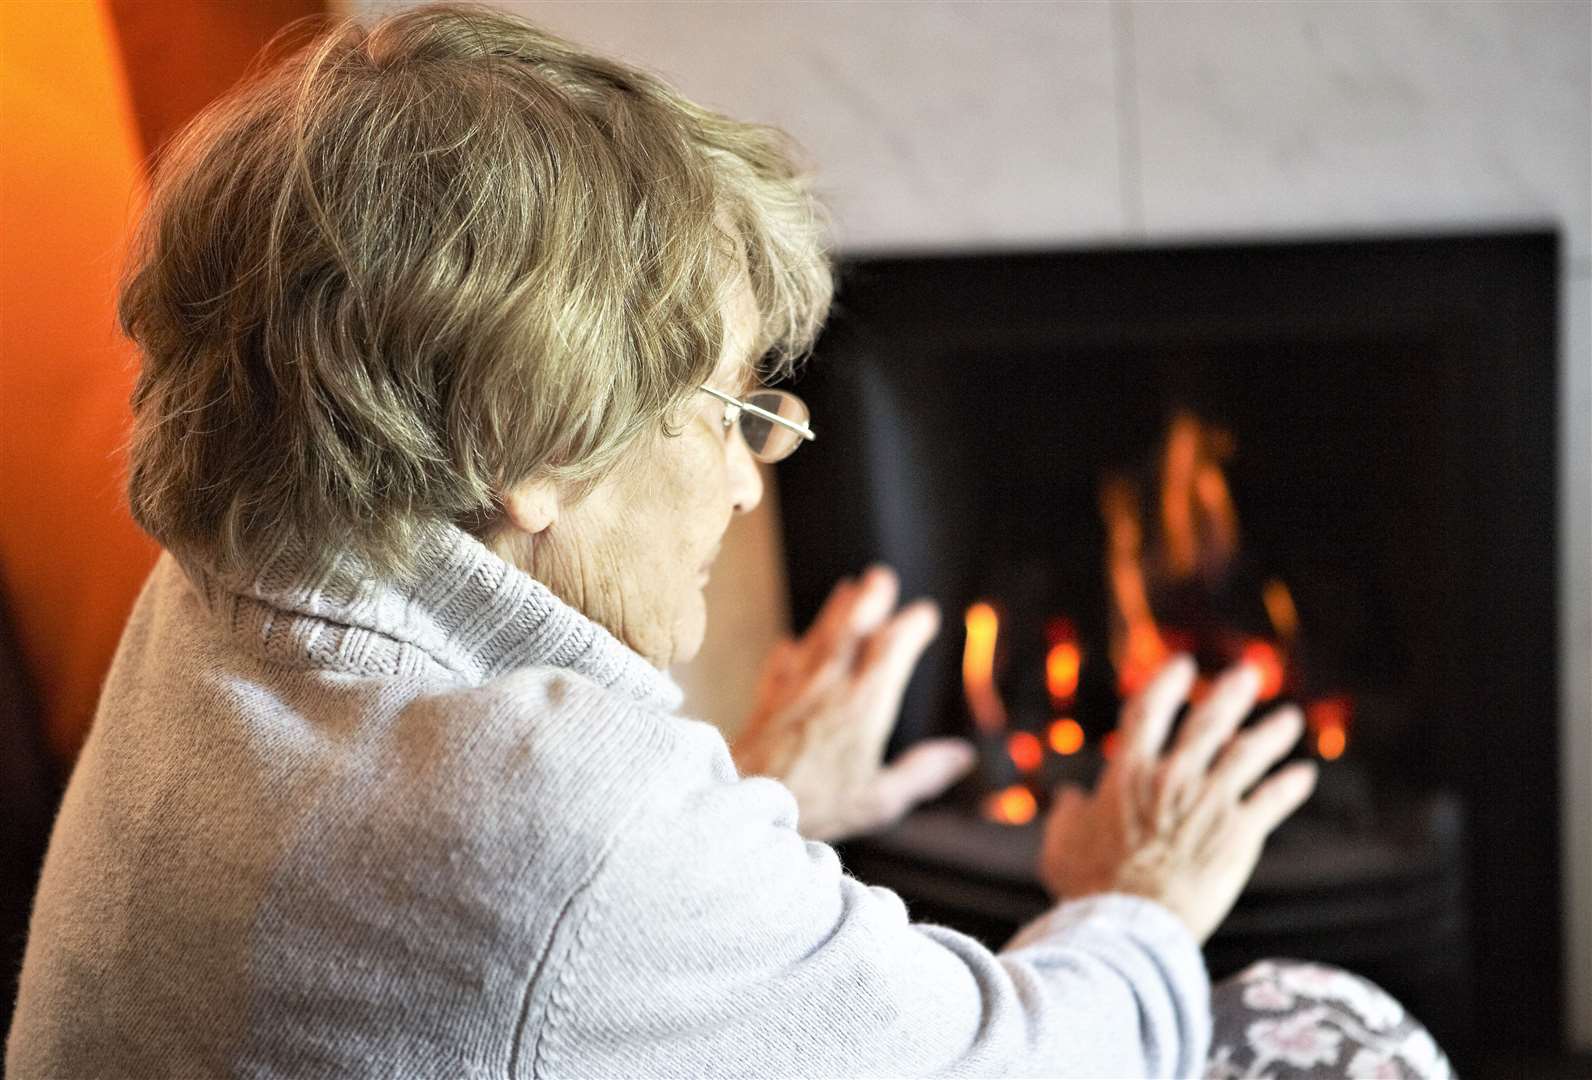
left=7, top=524, right=1211, bottom=1078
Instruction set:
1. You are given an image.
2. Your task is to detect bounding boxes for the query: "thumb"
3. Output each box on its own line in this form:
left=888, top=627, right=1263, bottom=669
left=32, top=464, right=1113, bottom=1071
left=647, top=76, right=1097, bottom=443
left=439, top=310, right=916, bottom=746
left=867, top=738, right=977, bottom=826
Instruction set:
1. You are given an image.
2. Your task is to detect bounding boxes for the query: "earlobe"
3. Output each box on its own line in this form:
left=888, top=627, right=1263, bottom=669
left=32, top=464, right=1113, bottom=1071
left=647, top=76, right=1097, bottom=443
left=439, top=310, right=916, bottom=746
left=500, top=475, right=562, bottom=536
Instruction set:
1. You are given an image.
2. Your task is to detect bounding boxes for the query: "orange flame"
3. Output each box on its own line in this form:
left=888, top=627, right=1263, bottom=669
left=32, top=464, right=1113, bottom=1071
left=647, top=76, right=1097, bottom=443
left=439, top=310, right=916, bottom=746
left=1162, top=415, right=1201, bottom=578
left=1105, top=413, right=1300, bottom=705
left=962, top=601, right=1007, bottom=734
left=1102, top=476, right=1170, bottom=697
left=1161, top=413, right=1240, bottom=581
left=1047, top=717, right=1085, bottom=755
left=1046, top=641, right=1082, bottom=702
left=1318, top=726, right=1347, bottom=760
left=1262, top=579, right=1299, bottom=642
left=982, top=784, right=1038, bottom=825
left=1306, top=696, right=1351, bottom=761
left=1007, top=731, right=1043, bottom=773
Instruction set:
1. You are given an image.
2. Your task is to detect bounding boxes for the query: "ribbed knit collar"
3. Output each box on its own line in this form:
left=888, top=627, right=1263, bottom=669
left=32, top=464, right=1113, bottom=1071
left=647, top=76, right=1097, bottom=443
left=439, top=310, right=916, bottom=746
left=176, top=522, right=684, bottom=714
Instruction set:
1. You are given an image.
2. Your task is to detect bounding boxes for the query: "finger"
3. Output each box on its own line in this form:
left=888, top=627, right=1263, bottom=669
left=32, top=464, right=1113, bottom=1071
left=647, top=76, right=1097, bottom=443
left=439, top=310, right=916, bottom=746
left=847, top=564, right=900, bottom=639
left=752, top=636, right=800, bottom=702
left=809, top=577, right=857, bottom=642
left=853, top=600, right=941, bottom=752
left=794, top=575, right=859, bottom=678
left=1205, top=705, right=1305, bottom=803
left=1180, top=706, right=1303, bottom=839
left=1167, top=661, right=1264, bottom=783
left=799, top=566, right=898, bottom=683
left=856, top=599, right=940, bottom=695
left=864, top=737, right=976, bottom=827
left=1120, top=654, right=1197, bottom=763
left=1238, top=759, right=1318, bottom=837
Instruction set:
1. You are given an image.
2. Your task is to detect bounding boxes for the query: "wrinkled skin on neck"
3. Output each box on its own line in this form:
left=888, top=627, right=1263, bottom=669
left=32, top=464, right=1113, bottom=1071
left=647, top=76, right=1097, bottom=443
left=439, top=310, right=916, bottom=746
left=492, top=252, right=764, bottom=669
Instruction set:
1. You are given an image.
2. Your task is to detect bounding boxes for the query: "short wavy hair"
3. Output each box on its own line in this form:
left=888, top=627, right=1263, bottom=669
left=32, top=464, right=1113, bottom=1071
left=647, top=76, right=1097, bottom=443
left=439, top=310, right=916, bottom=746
left=118, top=1, right=834, bottom=579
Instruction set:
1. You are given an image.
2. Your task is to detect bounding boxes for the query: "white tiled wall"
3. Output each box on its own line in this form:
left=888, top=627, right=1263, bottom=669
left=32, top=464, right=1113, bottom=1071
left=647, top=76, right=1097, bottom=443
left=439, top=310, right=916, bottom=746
left=350, top=0, right=1592, bottom=1047
left=1129, top=2, right=1590, bottom=257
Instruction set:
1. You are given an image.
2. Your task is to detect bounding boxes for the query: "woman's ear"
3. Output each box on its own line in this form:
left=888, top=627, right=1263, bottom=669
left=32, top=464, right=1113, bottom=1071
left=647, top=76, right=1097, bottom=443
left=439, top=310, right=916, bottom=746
left=500, top=475, right=562, bottom=537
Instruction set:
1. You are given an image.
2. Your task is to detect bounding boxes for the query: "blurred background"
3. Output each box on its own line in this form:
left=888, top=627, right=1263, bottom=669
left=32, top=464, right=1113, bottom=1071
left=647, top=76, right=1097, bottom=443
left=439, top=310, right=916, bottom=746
left=1, top=0, right=1587, bottom=1067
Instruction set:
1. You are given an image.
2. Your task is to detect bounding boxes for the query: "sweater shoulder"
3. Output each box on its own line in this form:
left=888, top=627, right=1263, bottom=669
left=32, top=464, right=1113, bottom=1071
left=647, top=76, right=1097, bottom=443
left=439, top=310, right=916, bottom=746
left=386, top=665, right=698, bottom=851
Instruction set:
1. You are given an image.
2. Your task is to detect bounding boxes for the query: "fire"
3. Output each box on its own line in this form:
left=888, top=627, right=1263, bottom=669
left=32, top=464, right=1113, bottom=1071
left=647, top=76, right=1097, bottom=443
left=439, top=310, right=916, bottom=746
left=1046, top=641, right=1082, bottom=702
left=1307, top=696, right=1351, bottom=761
left=1047, top=717, right=1084, bottom=755
left=1007, top=731, right=1043, bottom=773
left=1318, top=726, right=1347, bottom=761
left=1161, top=412, right=1240, bottom=581
left=1102, top=411, right=1307, bottom=711
left=982, top=784, right=1038, bottom=825
left=1263, top=578, right=1299, bottom=641
left=962, top=601, right=1007, bottom=734
left=1102, top=476, right=1170, bottom=697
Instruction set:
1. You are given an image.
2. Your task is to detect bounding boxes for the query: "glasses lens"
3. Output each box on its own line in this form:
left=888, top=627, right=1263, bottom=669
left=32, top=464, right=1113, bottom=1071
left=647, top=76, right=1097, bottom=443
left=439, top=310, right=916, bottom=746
left=740, top=391, right=809, bottom=462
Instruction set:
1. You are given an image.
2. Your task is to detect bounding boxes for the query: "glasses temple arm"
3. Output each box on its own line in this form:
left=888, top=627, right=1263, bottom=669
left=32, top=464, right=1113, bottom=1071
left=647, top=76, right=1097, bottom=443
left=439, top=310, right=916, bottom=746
left=701, top=386, right=815, bottom=442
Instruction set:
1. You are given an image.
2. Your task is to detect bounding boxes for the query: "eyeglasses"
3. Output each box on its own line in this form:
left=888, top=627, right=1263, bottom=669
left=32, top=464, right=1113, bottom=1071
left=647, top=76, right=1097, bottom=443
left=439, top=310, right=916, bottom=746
left=698, top=385, right=815, bottom=463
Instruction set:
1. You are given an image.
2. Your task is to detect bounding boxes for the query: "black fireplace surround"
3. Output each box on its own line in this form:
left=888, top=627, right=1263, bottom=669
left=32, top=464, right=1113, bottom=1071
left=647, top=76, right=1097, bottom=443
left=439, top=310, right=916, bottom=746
left=774, top=231, right=1561, bottom=1070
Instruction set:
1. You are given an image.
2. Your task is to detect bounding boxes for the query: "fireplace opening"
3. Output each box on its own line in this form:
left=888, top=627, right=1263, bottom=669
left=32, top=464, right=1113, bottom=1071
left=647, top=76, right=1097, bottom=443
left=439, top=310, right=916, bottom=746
left=775, top=232, right=1560, bottom=1071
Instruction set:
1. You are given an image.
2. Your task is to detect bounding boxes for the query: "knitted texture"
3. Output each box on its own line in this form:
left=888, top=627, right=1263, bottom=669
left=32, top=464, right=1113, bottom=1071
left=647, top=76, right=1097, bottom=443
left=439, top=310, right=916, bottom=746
left=7, top=526, right=1211, bottom=1078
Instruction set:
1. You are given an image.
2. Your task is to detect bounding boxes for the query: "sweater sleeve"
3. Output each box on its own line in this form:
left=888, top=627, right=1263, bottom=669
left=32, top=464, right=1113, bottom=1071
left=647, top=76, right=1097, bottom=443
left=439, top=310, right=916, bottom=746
left=525, top=719, right=1211, bottom=1079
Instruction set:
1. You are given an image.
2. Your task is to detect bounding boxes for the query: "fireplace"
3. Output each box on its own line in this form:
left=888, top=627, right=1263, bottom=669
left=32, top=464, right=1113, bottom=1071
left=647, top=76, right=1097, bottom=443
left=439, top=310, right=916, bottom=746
left=775, top=232, right=1560, bottom=1071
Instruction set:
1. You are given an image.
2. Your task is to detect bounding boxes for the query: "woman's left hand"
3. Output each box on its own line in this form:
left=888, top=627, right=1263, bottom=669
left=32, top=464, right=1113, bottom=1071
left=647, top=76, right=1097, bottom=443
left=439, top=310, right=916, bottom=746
left=731, top=565, right=977, bottom=842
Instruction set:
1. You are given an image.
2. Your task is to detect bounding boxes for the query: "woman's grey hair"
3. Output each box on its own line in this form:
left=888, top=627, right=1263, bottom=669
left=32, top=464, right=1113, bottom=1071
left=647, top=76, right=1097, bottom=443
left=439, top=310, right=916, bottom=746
left=118, top=1, right=834, bottom=579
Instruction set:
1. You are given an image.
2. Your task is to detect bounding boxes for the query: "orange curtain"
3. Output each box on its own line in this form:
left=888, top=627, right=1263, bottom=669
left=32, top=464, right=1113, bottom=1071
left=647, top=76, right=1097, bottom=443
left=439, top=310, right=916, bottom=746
left=0, top=0, right=157, bottom=765
left=1, top=0, right=326, bottom=767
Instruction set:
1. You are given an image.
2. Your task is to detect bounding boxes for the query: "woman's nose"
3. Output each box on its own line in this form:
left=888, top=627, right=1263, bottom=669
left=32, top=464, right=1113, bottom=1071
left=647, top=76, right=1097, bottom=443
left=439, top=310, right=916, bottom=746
left=728, top=431, right=764, bottom=514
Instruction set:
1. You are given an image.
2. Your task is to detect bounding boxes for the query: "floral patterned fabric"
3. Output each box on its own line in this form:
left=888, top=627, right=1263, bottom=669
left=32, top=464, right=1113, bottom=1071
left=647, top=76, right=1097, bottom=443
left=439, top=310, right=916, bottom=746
left=1205, top=959, right=1455, bottom=1079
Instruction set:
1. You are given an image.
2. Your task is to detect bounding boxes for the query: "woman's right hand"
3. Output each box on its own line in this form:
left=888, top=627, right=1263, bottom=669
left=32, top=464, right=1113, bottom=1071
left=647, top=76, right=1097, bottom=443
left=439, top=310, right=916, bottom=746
left=1036, top=655, right=1318, bottom=945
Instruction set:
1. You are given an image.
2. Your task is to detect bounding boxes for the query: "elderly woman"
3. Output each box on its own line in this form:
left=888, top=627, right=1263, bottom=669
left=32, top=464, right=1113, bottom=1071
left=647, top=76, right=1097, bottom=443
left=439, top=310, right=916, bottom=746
left=9, top=5, right=1452, bottom=1078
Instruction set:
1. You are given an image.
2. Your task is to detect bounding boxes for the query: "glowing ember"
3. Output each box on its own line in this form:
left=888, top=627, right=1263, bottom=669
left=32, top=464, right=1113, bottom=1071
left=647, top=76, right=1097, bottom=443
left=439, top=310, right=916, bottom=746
left=1007, top=731, right=1043, bottom=773
left=962, top=601, right=1008, bottom=734
left=1317, top=725, right=1347, bottom=761
left=1306, top=696, right=1351, bottom=762
left=982, top=784, right=1038, bottom=826
left=1047, top=717, right=1085, bottom=755
left=1046, top=641, right=1082, bottom=702
left=1240, top=640, right=1286, bottom=701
